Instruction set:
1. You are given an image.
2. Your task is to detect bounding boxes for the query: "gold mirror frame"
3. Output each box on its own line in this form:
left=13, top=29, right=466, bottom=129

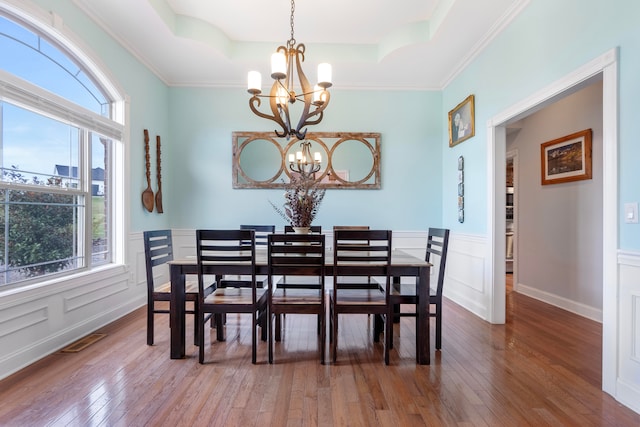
left=232, top=132, right=381, bottom=189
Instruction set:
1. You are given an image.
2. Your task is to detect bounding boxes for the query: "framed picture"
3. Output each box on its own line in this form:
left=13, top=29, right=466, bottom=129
left=448, top=95, right=475, bottom=147
left=540, top=129, right=592, bottom=185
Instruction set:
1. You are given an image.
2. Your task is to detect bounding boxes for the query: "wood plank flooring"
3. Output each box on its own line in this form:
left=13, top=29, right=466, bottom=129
left=0, top=278, right=638, bottom=426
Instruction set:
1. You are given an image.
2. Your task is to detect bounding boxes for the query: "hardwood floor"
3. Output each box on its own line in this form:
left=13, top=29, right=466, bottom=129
left=0, top=281, right=638, bottom=426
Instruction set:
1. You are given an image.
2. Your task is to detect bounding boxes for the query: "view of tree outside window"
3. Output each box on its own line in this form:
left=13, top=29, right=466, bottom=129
left=0, top=13, right=116, bottom=286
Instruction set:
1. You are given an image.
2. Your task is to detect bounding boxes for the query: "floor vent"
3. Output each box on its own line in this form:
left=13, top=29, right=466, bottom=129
left=61, top=333, right=107, bottom=353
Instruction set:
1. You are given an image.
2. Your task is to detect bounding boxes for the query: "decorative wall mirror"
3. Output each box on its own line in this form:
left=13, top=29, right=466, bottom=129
left=232, top=132, right=381, bottom=189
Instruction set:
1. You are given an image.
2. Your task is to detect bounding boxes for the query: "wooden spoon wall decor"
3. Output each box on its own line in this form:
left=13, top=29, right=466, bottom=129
left=141, top=129, right=154, bottom=212
left=155, top=135, right=164, bottom=213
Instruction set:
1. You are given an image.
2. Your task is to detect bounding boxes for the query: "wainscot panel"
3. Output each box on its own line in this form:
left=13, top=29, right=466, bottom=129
left=617, top=250, right=640, bottom=414
left=0, top=261, right=142, bottom=381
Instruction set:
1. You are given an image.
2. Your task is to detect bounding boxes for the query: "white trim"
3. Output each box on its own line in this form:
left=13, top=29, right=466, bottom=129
left=441, top=0, right=531, bottom=88
left=619, top=250, right=640, bottom=267
left=0, top=70, right=124, bottom=140
left=601, top=51, right=619, bottom=395
left=515, top=282, right=602, bottom=322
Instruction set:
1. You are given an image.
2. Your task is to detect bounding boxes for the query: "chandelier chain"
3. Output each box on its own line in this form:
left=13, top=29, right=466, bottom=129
left=247, top=0, right=331, bottom=141
left=289, top=0, right=296, bottom=47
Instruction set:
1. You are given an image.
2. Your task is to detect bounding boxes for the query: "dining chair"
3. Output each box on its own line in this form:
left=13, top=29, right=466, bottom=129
left=330, top=229, right=393, bottom=364
left=195, top=229, right=268, bottom=364
left=219, top=224, right=274, bottom=289
left=331, top=226, right=378, bottom=290
left=278, top=225, right=322, bottom=334
left=387, top=227, right=450, bottom=350
left=267, top=233, right=326, bottom=364
left=143, top=229, right=203, bottom=346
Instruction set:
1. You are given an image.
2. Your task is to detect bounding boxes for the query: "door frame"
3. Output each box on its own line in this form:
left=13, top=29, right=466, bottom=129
left=486, top=48, right=618, bottom=394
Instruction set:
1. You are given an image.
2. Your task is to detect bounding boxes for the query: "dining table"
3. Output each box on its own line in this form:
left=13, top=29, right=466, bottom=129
left=169, top=248, right=433, bottom=364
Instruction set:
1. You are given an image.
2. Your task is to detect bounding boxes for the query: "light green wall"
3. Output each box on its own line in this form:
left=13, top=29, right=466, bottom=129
left=27, top=0, right=640, bottom=250
left=442, top=0, right=640, bottom=249
left=29, top=0, right=174, bottom=233
left=166, top=88, right=443, bottom=230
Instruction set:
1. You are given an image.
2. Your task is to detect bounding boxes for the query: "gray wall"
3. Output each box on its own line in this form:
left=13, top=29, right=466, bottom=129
left=507, top=81, right=603, bottom=311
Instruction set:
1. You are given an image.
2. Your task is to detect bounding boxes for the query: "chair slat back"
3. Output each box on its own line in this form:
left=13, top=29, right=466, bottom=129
left=333, top=230, right=392, bottom=279
left=240, top=224, right=275, bottom=246
left=268, top=233, right=325, bottom=277
left=196, top=229, right=257, bottom=295
left=425, top=227, right=450, bottom=297
left=143, top=229, right=173, bottom=291
left=268, top=234, right=325, bottom=276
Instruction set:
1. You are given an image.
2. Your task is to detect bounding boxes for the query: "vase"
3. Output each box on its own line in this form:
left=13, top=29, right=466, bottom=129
left=292, top=226, right=311, bottom=234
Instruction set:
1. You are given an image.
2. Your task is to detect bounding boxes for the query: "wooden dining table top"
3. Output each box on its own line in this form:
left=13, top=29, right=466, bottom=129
left=169, top=248, right=431, bottom=270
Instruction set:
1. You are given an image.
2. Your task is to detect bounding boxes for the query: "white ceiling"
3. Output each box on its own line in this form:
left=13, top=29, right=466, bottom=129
left=72, top=0, right=527, bottom=90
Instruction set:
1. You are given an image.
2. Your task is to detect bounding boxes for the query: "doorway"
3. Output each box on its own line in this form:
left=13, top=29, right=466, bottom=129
left=487, top=48, right=618, bottom=394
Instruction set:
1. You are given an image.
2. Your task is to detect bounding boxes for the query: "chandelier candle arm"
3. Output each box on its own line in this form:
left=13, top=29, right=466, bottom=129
left=246, top=0, right=332, bottom=141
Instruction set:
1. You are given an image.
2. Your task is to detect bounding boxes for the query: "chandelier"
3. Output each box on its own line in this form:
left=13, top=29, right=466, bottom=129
left=247, top=0, right=332, bottom=141
left=288, top=140, right=321, bottom=179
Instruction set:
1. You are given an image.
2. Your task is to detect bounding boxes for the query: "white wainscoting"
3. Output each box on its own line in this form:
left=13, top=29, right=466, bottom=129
left=0, top=263, right=139, bottom=380
left=617, top=250, right=640, bottom=414
left=440, top=233, right=491, bottom=321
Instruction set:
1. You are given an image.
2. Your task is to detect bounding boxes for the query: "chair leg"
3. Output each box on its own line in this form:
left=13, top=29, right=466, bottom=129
left=251, top=312, right=257, bottom=364
left=388, top=312, right=395, bottom=350
left=373, top=314, right=383, bottom=343
left=261, top=310, right=268, bottom=342
left=268, top=310, right=274, bottom=364
left=320, top=311, right=326, bottom=364
left=193, top=302, right=199, bottom=346
left=275, top=314, right=282, bottom=342
left=215, top=314, right=225, bottom=341
left=332, top=310, right=338, bottom=363
left=198, top=311, right=205, bottom=364
left=384, top=311, right=391, bottom=365
left=435, top=304, right=442, bottom=350
left=147, top=300, right=154, bottom=346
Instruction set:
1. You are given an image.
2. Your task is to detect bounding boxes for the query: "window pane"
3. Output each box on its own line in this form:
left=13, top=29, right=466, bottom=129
left=91, top=133, right=110, bottom=265
left=0, top=15, right=109, bottom=115
left=1, top=102, right=79, bottom=187
left=0, top=189, right=82, bottom=285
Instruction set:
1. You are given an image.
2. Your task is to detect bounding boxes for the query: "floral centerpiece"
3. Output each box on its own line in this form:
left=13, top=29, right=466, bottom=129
left=270, top=175, right=325, bottom=228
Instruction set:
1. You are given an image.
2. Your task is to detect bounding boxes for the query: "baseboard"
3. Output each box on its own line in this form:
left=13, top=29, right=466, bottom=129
left=515, top=282, right=602, bottom=322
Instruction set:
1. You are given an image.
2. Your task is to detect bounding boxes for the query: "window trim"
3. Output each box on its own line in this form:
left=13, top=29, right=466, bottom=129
left=0, top=69, right=123, bottom=141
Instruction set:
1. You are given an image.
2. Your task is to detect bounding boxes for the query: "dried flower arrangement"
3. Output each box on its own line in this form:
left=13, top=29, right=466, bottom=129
left=270, top=175, right=325, bottom=228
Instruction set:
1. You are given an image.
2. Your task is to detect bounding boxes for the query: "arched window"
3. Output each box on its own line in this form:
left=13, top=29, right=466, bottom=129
left=0, top=7, right=124, bottom=287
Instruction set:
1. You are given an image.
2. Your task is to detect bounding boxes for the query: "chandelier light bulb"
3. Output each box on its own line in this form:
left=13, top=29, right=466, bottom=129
left=247, top=71, right=262, bottom=94
left=271, top=52, right=287, bottom=80
left=317, top=63, right=332, bottom=88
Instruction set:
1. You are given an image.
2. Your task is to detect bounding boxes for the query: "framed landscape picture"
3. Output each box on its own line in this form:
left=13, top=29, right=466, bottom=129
left=540, top=128, right=592, bottom=185
left=448, top=94, right=475, bottom=147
